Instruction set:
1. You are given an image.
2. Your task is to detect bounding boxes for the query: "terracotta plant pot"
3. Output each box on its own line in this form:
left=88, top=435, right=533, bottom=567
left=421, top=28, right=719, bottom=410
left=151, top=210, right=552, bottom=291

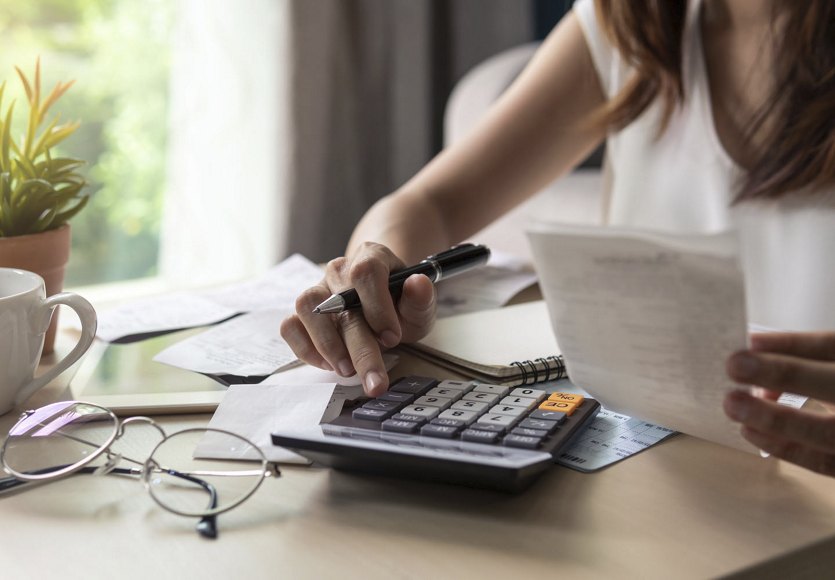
left=0, top=224, right=71, bottom=355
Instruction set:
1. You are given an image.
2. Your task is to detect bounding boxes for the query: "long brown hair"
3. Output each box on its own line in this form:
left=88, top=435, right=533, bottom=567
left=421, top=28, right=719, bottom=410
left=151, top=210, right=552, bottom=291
left=593, top=0, right=835, bottom=201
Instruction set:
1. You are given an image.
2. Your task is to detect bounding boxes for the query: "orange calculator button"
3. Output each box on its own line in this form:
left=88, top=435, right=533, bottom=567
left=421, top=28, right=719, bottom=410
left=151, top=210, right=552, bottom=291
left=538, top=400, right=577, bottom=416
left=548, top=392, right=584, bottom=405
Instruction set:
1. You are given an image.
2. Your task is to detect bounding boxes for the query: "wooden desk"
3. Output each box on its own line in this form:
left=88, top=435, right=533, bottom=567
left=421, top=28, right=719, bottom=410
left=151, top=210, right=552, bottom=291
left=1, top=334, right=834, bottom=579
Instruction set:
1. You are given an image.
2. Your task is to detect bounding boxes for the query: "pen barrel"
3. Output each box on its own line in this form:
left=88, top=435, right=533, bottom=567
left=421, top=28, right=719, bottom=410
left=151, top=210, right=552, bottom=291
left=326, top=243, right=490, bottom=312
left=432, top=244, right=490, bottom=281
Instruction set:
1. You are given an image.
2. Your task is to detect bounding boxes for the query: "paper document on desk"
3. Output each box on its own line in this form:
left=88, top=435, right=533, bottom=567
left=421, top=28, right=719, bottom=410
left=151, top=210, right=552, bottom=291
left=435, top=251, right=538, bottom=317
left=153, top=309, right=299, bottom=376
left=198, top=354, right=399, bottom=463
left=94, top=254, right=323, bottom=342
left=197, top=382, right=336, bottom=464
left=528, top=223, right=753, bottom=454
left=94, top=294, right=238, bottom=343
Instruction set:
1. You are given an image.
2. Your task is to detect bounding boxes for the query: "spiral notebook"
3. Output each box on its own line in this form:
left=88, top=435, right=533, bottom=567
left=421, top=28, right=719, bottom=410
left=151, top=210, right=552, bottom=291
left=401, top=300, right=566, bottom=386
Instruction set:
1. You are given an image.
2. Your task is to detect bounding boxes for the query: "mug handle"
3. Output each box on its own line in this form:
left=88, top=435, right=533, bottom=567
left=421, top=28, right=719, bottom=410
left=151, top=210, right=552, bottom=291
left=15, top=292, right=98, bottom=405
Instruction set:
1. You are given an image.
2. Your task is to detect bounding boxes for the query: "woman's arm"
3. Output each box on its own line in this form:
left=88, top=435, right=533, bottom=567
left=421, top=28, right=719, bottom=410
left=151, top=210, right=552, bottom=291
left=348, top=11, right=607, bottom=263
left=283, top=12, right=608, bottom=395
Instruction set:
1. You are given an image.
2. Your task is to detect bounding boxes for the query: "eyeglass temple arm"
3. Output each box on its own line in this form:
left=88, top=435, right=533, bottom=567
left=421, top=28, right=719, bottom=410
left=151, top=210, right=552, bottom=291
left=153, top=466, right=219, bottom=539
left=0, top=465, right=219, bottom=540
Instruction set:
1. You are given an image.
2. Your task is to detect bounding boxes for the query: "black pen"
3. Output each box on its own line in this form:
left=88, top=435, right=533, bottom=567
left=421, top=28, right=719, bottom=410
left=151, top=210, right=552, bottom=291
left=312, top=243, right=491, bottom=314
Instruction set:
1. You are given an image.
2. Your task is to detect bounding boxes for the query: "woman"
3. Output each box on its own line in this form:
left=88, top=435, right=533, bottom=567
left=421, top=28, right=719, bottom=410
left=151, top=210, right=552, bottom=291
left=281, top=0, right=835, bottom=477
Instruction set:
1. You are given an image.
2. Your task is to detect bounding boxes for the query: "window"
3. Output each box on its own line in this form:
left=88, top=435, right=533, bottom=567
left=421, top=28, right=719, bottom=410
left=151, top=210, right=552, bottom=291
left=0, top=0, right=174, bottom=286
left=1, top=0, right=287, bottom=294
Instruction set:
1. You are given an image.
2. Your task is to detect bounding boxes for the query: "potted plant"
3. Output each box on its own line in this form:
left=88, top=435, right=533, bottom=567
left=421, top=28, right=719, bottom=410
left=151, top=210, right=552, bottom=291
left=0, top=60, right=89, bottom=354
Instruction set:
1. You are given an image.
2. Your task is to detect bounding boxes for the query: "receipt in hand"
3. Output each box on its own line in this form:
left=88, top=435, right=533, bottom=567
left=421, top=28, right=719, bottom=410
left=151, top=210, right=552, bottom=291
left=528, top=223, right=754, bottom=453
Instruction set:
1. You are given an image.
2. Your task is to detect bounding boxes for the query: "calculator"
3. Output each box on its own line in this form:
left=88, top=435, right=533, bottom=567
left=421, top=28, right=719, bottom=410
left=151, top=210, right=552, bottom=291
left=271, top=375, right=600, bottom=491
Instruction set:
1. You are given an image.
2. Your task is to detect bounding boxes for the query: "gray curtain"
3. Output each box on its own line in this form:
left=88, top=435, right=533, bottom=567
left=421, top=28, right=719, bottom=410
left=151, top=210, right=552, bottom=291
left=283, top=0, right=534, bottom=262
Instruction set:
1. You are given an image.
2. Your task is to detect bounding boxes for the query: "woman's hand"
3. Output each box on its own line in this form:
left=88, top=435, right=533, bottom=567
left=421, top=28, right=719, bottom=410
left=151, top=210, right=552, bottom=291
left=724, top=332, right=835, bottom=476
left=280, top=242, right=437, bottom=397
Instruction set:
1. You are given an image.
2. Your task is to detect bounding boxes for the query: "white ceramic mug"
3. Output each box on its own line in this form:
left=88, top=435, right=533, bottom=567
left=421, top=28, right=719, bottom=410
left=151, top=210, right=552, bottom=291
left=0, top=268, right=97, bottom=414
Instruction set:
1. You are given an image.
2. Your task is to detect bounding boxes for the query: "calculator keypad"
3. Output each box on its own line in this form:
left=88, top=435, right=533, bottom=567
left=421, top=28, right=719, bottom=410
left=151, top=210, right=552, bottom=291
left=365, top=376, right=583, bottom=450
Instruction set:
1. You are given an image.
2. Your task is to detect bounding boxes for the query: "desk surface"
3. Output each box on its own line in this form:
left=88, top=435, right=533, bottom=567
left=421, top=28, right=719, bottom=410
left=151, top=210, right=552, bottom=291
left=1, top=333, right=834, bottom=580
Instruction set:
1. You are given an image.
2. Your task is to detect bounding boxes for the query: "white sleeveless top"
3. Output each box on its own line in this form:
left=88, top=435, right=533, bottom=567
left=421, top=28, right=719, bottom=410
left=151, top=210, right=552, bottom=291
left=574, top=0, right=835, bottom=331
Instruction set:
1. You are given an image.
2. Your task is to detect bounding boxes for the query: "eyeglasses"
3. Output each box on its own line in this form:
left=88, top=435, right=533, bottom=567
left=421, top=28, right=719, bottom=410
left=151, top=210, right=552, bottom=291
left=0, top=401, right=278, bottom=539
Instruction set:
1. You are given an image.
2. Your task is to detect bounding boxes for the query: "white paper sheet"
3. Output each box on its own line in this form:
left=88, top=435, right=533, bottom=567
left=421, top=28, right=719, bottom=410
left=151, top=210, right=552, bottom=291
left=435, top=251, right=538, bottom=317
left=197, top=382, right=336, bottom=464
left=196, top=354, right=398, bottom=464
left=528, top=223, right=754, bottom=453
left=199, top=253, right=324, bottom=312
left=153, top=309, right=298, bottom=376
left=95, top=254, right=323, bottom=342
left=94, top=294, right=238, bottom=343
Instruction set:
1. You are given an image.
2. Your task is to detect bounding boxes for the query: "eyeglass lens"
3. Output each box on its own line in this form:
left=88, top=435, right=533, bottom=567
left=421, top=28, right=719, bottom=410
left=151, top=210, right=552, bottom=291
left=145, top=429, right=267, bottom=517
left=2, top=402, right=118, bottom=479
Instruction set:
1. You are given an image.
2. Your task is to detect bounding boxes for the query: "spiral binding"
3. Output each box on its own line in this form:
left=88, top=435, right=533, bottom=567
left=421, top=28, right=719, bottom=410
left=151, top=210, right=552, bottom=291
left=509, top=355, right=567, bottom=385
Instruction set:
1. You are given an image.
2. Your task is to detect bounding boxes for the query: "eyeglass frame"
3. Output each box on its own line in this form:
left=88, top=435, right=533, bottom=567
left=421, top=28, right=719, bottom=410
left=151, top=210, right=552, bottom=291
left=0, top=401, right=280, bottom=539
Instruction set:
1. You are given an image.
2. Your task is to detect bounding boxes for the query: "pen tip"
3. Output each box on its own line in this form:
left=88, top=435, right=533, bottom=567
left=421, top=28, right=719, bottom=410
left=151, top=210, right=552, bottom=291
left=312, top=307, right=321, bottom=314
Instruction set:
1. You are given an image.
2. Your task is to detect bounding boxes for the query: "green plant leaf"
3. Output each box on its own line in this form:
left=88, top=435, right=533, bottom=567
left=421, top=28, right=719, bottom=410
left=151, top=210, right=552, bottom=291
left=13, top=66, right=32, bottom=102
left=52, top=194, right=89, bottom=227
left=1, top=101, right=14, bottom=174
left=12, top=156, right=37, bottom=181
left=39, top=80, right=74, bottom=124
left=29, top=115, right=59, bottom=160
left=0, top=61, right=87, bottom=238
left=37, top=121, right=80, bottom=155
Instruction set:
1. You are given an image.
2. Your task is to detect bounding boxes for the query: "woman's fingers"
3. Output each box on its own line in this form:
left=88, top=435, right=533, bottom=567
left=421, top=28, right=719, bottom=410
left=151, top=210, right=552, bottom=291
left=724, top=390, right=835, bottom=454
left=726, top=350, right=835, bottom=403
left=337, top=310, right=389, bottom=396
left=398, top=274, right=437, bottom=343
left=284, top=284, right=354, bottom=376
left=283, top=243, right=427, bottom=396
left=750, top=332, right=835, bottom=361
left=738, top=425, right=835, bottom=477
left=280, top=314, right=332, bottom=371
left=345, top=254, right=403, bottom=348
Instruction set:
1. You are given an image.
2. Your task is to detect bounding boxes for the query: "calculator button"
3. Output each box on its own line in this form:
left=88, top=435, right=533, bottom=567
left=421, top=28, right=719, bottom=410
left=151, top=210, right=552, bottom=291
left=362, top=400, right=402, bottom=412
left=437, top=380, right=474, bottom=392
left=351, top=408, right=392, bottom=421
left=499, top=396, right=537, bottom=410
left=490, top=405, right=528, bottom=418
left=461, top=392, right=500, bottom=405
left=391, top=413, right=429, bottom=425
left=529, top=409, right=567, bottom=424
left=518, top=418, right=559, bottom=434
left=510, top=427, right=549, bottom=439
left=467, top=423, right=507, bottom=434
left=451, top=400, right=489, bottom=413
left=473, top=384, right=511, bottom=397
left=548, top=392, right=584, bottom=405
left=503, top=434, right=544, bottom=449
left=390, top=377, right=437, bottom=395
left=414, top=396, right=453, bottom=410
left=461, top=429, right=501, bottom=444
left=426, top=387, right=465, bottom=401
left=400, top=405, right=441, bottom=419
left=378, top=391, right=416, bottom=404
left=430, top=418, right=467, bottom=429
left=510, top=388, right=547, bottom=401
left=381, top=419, right=421, bottom=434
left=438, top=409, right=479, bottom=424
left=421, top=424, right=460, bottom=438
left=538, top=400, right=577, bottom=416
left=476, top=413, right=518, bottom=428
